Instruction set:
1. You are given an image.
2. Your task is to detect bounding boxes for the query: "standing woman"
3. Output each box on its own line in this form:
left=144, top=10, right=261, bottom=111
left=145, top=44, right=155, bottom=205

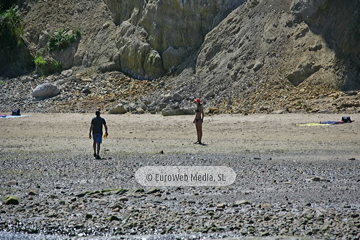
left=193, top=98, right=204, bottom=144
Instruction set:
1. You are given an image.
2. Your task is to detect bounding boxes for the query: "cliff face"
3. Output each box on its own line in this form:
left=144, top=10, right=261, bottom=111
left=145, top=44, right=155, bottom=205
left=104, top=0, right=246, bottom=79
left=190, top=0, right=360, bottom=114
left=3, top=0, right=360, bottom=110
left=196, top=0, right=360, bottom=94
left=19, top=0, right=245, bottom=80
left=194, top=0, right=337, bottom=99
left=301, top=0, right=360, bottom=90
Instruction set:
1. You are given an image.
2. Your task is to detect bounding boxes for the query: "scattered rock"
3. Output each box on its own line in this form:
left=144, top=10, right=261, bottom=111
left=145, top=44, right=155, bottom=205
left=81, top=86, right=91, bottom=94
left=81, top=77, right=93, bottom=82
left=134, top=189, right=144, bottom=194
left=147, top=188, right=161, bottom=194
left=108, top=215, right=120, bottom=221
left=338, top=102, right=360, bottom=108
left=116, top=189, right=128, bottom=195
left=253, top=59, right=264, bottom=71
left=248, top=226, right=256, bottom=233
left=136, top=107, right=145, bottom=114
left=61, top=69, right=73, bottom=77
left=261, top=203, right=272, bottom=209
left=306, top=176, right=330, bottom=182
left=162, top=108, right=194, bottom=116
left=28, top=191, right=38, bottom=196
left=3, top=195, right=19, bottom=205
left=118, top=196, right=128, bottom=202
left=38, top=31, right=49, bottom=48
left=309, top=43, right=322, bottom=51
left=233, top=200, right=251, bottom=207
left=162, top=93, right=172, bottom=102
left=5, top=180, right=18, bottom=186
left=204, top=91, right=215, bottom=99
left=216, top=203, right=226, bottom=210
left=208, top=107, right=219, bottom=113
left=272, top=110, right=285, bottom=114
left=172, top=93, right=183, bottom=101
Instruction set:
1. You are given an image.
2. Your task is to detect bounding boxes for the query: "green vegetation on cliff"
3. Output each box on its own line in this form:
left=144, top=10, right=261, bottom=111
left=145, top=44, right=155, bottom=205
left=34, top=55, right=62, bottom=76
left=0, top=6, right=23, bottom=49
left=47, top=28, right=81, bottom=51
left=0, top=3, right=33, bottom=77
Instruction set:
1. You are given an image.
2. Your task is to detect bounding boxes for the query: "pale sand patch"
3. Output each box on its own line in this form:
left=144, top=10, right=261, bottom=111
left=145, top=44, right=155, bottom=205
left=1, top=112, right=360, bottom=159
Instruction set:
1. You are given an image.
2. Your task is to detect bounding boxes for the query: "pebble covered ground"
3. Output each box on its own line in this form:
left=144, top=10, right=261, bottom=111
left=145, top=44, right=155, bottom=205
left=0, top=152, right=359, bottom=239
left=1, top=113, right=360, bottom=239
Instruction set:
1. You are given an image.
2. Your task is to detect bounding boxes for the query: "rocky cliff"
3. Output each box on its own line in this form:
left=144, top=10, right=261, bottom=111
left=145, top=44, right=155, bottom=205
left=21, top=0, right=246, bottom=80
left=1, top=0, right=360, bottom=114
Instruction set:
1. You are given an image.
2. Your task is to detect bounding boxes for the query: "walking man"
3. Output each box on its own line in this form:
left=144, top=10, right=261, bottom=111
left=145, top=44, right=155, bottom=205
left=89, top=110, right=108, bottom=159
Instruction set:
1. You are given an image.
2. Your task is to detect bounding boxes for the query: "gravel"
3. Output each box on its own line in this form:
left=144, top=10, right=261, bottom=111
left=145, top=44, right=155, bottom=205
left=1, top=152, right=359, bottom=239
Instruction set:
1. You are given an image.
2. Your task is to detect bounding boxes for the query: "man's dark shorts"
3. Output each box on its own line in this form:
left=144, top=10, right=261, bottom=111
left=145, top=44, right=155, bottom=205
left=93, top=134, right=102, bottom=144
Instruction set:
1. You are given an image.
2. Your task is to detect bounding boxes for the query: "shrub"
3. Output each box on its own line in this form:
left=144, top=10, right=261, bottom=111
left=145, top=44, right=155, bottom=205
left=51, top=60, right=62, bottom=72
left=0, top=6, right=23, bottom=48
left=34, top=55, right=46, bottom=67
left=0, top=3, right=34, bottom=78
left=47, top=28, right=81, bottom=51
left=34, top=55, right=62, bottom=76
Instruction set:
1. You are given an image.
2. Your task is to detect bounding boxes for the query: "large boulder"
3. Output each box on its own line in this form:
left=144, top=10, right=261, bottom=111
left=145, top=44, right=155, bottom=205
left=109, top=104, right=127, bottom=114
left=32, top=83, right=60, bottom=99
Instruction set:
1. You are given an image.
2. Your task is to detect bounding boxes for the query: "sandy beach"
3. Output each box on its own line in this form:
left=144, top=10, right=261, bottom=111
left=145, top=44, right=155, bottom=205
left=2, top=112, right=360, bottom=156
left=1, top=113, right=360, bottom=239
